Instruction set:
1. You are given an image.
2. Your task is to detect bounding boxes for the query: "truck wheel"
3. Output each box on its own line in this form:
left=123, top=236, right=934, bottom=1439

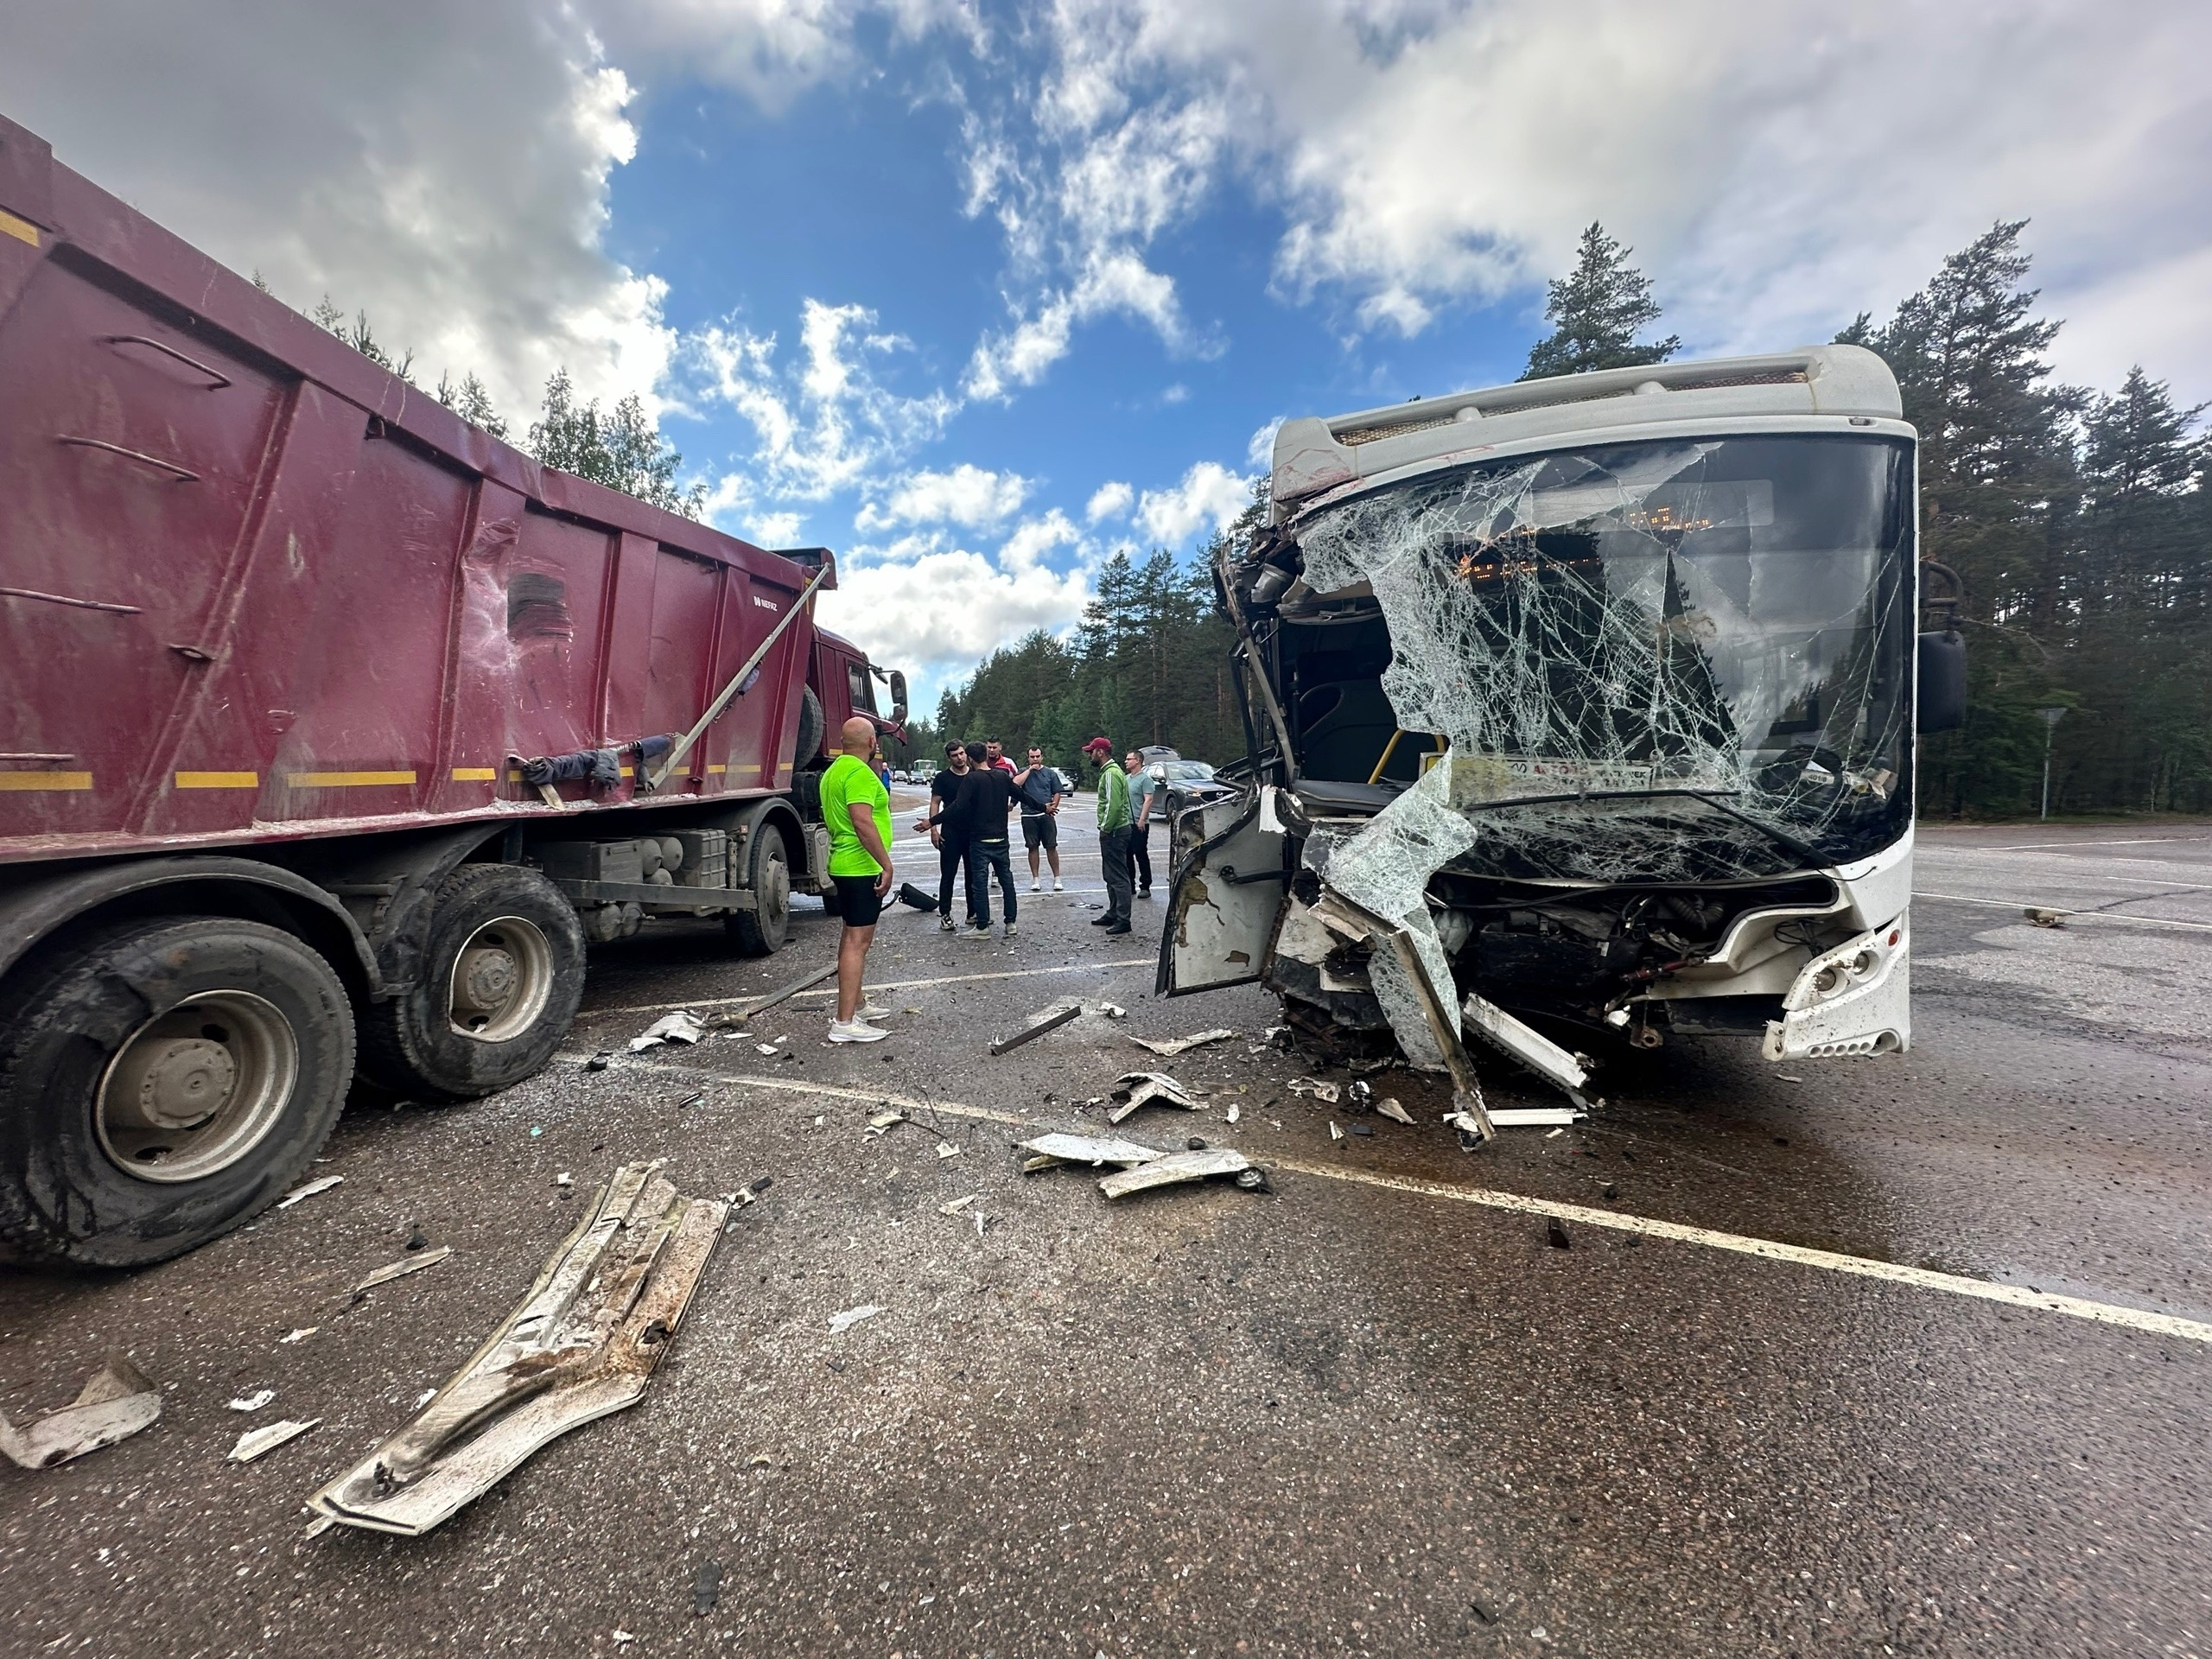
left=793, top=685, right=826, bottom=771
left=359, top=864, right=585, bottom=1103
left=0, top=916, right=355, bottom=1267
left=726, top=829, right=791, bottom=956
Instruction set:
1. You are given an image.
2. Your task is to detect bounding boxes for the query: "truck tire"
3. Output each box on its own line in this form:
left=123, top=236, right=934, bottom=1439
left=359, top=864, right=586, bottom=1103
left=0, top=915, right=355, bottom=1267
left=726, top=827, right=791, bottom=956
left=793, top=684, right=826, bottom=771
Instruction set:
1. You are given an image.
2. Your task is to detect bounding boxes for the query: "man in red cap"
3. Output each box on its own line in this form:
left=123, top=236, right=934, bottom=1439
left=1084, top=736, right=1134, bottom=934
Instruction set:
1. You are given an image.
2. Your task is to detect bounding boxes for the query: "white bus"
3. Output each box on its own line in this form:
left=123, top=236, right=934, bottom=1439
left=1160, top=346, right=1963, bottom=1116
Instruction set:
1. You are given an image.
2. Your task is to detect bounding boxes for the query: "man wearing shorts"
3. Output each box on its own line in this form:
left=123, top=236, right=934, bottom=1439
left=1013, top=746, right=1063, bottom=892
left=818, top=716, right=894, bottom=1044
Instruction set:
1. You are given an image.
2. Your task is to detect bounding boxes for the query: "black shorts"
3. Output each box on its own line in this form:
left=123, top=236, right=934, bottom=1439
left=1020, top=811, right=1057, bottom=851
left=830, top=874, right=883, bottom=927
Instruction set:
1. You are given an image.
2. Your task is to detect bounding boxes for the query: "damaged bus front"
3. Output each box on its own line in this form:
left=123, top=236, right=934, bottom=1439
left=1161, top=346, right=1966, bottom=1110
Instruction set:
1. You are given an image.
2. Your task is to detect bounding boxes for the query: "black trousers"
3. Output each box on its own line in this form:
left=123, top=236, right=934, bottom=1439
left=1128, top=819, right=1152, bottom=892
left=968, top=836, right=1017, bottom=925
left=938, top=836, right=975, bottom=919
left=1099, top=825, right=1134, bottom=925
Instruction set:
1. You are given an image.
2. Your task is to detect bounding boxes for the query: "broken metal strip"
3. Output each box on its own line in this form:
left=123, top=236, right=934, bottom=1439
left=308, top=1163, right=727, bottom=1535
left=0, top=1353, right=162, bottom=1470
left=1098, top=1147, right=1252, bottom=1198
left=1017, top=1132, right=1166, bottom=1169
left=1459, top=993, right=1591, bottom=1105
left=990, top=1001, right=1083, bottom=1056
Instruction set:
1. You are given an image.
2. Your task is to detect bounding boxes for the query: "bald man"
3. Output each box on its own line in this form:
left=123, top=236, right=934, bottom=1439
left=818, top=715, right=894, bottom=1043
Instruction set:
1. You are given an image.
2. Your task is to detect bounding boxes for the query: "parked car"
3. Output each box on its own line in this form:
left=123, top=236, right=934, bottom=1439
left=1146, top=758, right=1234, bottom=822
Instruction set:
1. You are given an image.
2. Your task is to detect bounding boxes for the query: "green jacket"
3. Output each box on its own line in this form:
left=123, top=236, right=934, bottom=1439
left=1097, top=763, right=1134, bottom=832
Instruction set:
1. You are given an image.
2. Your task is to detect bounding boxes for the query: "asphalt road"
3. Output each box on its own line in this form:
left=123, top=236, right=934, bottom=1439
left=3, top=806, right=2209, bottom=1657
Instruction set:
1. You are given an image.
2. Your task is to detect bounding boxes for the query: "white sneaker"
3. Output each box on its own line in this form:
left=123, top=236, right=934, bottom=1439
left=857, top=1001, right=890, bottom=1021
left=1052, top=878, right=1064, bottom=891
left=1029, top=879, right=1041, bottom=892
left=828, top=1020, right=887, bottom=1044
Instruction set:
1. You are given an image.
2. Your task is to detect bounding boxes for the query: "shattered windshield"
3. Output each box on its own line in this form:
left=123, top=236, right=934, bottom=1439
left=1295, top=435, right=1914, bottom=880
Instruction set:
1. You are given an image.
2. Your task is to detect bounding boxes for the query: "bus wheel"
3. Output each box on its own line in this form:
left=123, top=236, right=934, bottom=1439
left=359, top=864, right=585, bottom=1103
left=0, top=916, right=354, bottom=1267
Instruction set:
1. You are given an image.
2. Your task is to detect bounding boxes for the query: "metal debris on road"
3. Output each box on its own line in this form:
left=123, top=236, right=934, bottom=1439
left=1347, top=1080, right=1372, bottom=1110
left=227, top=1418, right=320, bottom=1464
left=936, top=1140, right=962, bottom=1160
left=675, top=1091, right=705, bottom=1109
left=1106, top=1072, right=1203, bottom=1125
left=583, top=1052, right=613, bottom=1072
left=307, top=1160, right=728, bottom=1537
left=722, top=961, right=839, bottom=1024
left=1099, top=1003, right=1128, bottom=1020
left=1483, top=1107, right=1587, bottom=1128
left=276, top=1175, right=343, bottom=1209
left=1234, top=1166, right=1274, bottom=1193
left=279, top=1327, right=317, bottom=1344
left=1128, top=1028, right=1236, bottom=1058
left=227, top=1389, right=275, bottom=1413
left=754, top=1042, right=781, bottom=1057
left=827, top=1303, right=884, bottom=1334
left=989, top=999, right=1082, bottom=1056
left=1017, top=1132, right=1166, bottom=1172
left=1376, top=1097, right=1415, bottom=1125
left=865, top=1109, right=906, bottom=1136
left=351, top=1244, right=454, bottom=1296
left=1289, top=1078, right=1341, bottom=1104
left=693, top=1560, right=725, bottom=1617
left=939, top=1194, right=977, bottom=1215
left=0, top=1354, right=162, bottom=1470
left=630, top=1010, right=706, bottom=1051
left=1098, top=1147, right=1255, bottom=1199
left=1328, top=1121, right=1344, bottom=1142
left=2024, top=906, right=2069, bottom=928
left=724, top=1174, right=774, bottom=1209
left=1547, top=1218, right=1572, bottom=1249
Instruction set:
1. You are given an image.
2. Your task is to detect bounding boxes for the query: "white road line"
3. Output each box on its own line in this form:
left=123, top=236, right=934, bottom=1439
left=587, top=956, right=1157, bottom=1018
left=1971, top=835, right=2211, bottom=852
left=1913, top=891, right=2212, bottom=933
left=615, top=1060, right=2212, bottom=1347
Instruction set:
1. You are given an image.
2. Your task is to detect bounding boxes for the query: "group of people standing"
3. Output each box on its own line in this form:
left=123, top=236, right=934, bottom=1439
left=808, top=716, right=1171, bottom=1044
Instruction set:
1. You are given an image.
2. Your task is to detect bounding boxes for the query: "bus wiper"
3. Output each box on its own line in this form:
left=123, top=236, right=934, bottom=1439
left=1459, top=787, right=1827, bottom=870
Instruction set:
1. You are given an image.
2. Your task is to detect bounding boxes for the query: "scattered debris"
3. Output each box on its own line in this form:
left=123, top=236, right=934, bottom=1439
left=276, top=1175, right=342, bottom=1209
left=896, top=881, right=938, bottom=910
left=1186, top=1135, right=1208, bottom=1150
left=1225, top=1103, right=1241, bottom=1124
left=1099, top=1003, right=1128, bottom=1020
left=1602, top=1183, right=1619, bottom=1201
left=1349, top=1122, right=1374, bottom=1137
left=723, top=962, right=840, bottom=1024
left=939, top=1195, right=977, bottom=1216
left=1546, top=1219, right=1572, bottom=1250
left=1106, top=1072, right=1202, bottom=1125
left=1346, top=1080, right=1373, bottom=1110
left=1328, top=1121, right=1344, bottom=1142
left=865, top=1109, right=906, bottom=1136
left=693, top=1560, right=725, bottom=1617
left=935, top=1141, right=962, bottom=1160
left=583, top=1052, right=613, bottom=1072
left=630, top=1010, right=706, bottom=1052
left=754, top=1043, right=781, bottom=1057
left=1376, top=1097, right=1416, bottom=1126
left=1099, top=1147, right=1255, bottom=1199
left=724, top=1174, right=774, bottom=1209
left=307, top=1160, right=728, bottom=1536
left=554, top=1172, right=575, bottom=1188
left=279, top=1327, right=317, bottom=1344
left=351, top=1244, right=454, bottom=1296
left=675, top=1091, right=705, bottom=1109
left=227, top=1418, right=320, bottom=1464
left=1774, top=1073, right=1804, bottom=1084
left=227, top=1390, right=276, bottom=1413
left=1545, top=1128, right=1564, bottom=1140
left=0, top=1354, right=161, bottom=1470
left=2024, top=906, right=2069, bottom=928
left=1290, top=1078, right=1341, bottom=1104
left=1017, top=1132, right=1165, bottom=1172
left=1128, top=1028, right=1236, bottom=1058
left=990, top=1000, right=1082, bottom=1056
left=828, top=1304, right=884, bottom=1335
left=404, top=1224, right=430, bottom=1252
left=1484, top=1107, right=1587, bottom=1128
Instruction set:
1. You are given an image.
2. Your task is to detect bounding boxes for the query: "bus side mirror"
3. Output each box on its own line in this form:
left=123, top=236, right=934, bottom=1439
left=887, top=670, right=908, bottom=725
left=1917, top=630, right=1966, bottom=733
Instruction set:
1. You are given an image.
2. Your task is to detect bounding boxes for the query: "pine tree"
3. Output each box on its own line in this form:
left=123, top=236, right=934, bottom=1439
left=1521, top=223, right=1680, bottom=381
left=435, top=371, right=511, bottom=442
left=526, top=369, right=706, bottom=519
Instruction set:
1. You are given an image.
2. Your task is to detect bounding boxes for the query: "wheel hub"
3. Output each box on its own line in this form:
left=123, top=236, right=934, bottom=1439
left=108, top=1036, right=237, bottom=1130
left=96, top=991, right=298, bottom=1183
left=454, top=942, right=518, bottom=1016
left=447, top=917, right=556, bottom=1042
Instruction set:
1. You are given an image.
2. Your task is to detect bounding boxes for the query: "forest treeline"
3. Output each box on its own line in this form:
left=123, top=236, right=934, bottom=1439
left=933, top=222, right=2212, bottom=817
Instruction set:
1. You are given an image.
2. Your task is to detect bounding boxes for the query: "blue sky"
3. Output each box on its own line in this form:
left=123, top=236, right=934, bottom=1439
left=8, top=1, right=2211, bottom=716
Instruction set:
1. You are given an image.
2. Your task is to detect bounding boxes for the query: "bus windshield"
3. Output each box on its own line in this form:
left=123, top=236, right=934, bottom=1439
left=1294, top=434, right=1916, bottom=878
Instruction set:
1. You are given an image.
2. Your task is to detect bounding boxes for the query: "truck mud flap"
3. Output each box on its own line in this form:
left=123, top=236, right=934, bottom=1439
left=307, top=1160, right=727, bottom=1536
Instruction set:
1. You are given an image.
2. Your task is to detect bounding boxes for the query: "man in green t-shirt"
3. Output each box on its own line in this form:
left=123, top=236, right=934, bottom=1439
left=817, top=716, right=895, bottom=1044
left=1083, top=735, right=1134, bottom=934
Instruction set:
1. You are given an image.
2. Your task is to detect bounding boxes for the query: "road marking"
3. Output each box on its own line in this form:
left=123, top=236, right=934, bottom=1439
left=1972, top=835, right=2210, bottom=852
left=586, top=956, right=1156, bottom=1018
left=615, top=1058, right=2212, bottom=1348
left=1914, top=891, right=2212, bottom=933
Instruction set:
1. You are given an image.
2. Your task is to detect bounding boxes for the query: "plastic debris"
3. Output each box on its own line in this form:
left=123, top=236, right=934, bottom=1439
left=991, top=1000, right=1083, bottom=1055
left=936, top=1141, right=962, bottom=1160
left=1106, top=1072, right=1202, bottom=1125
left=630, top=1011, right=706, bottom=1052
left=1225, top=1103, right=1241, bottom=1124
left=307, top=1161, right=727, bottom=1537
left=939, top=1195, right=977, bottom=1215
left=723, top=1174, right=774, bottom=1210
left=1289, top=1078, right=1341, bottom=1104
left=754, top=1042, right=781, bottom=1057
left=828, top=1304, right=884, bottom=1334
left=2024, top=906, right=2069, bottom=928
left=1099, top=1003, right=1128, bottom=1020
left=227, top=1418, right=320, bottom=1464
left=1098, top=1147, right=1255, bottom=1199
left=1017, top=1132, right=1166, bottom=1172
left=693, top=1560, right=725, bottom=1616
left=351, top=1244, right=454, bottom=1296
left=228, top=1389, right=276, bottom=1413
left=0, top=1354, right=161, bottom=1470
left=1484, top=1107, right=1587, bottom=1128
left=1328, top=1121, right=1344, bottom=1142
left=276, top=1175, right=342, bottom=1209
left=583, top=1052, right=613, bottom=1072
left=1128, top=1029, right=1236, bottom=1058
left=865, top=1109, right=906, bottom=1136
left=554, top=1172, right=575, bottom=1188
left=279, top=1327, right=317, bottom=1344
left=1376, top=1097, right=1416, bottom=1126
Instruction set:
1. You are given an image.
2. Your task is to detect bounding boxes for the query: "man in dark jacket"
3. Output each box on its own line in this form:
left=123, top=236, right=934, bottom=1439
left=960, top=741, right=1019, bottom=939
left=918, top=741, right=974, bottom=932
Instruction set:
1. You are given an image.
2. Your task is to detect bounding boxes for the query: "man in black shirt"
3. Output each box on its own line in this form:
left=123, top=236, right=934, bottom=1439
left=919, top=741, right=974, bottom=932
left=958, top=740, right=1019, bottom=939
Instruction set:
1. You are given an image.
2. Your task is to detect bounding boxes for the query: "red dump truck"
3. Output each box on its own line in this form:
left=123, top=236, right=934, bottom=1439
left=0, top=113, right=905, bottom=1266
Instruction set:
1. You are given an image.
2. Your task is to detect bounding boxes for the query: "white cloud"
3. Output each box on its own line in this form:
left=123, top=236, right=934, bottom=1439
left=857, top=463, right=1030, bottom=531
left=692, top=299, right=957, bottom=500
left=1137, top=461, right=1251, bottom=546
left=1245, top=416, right=1283, bottom=471
left=817, top=545, right=1090, bottom=706
left=1085, top=480, right=1135, bottom=523
left=999, top=510, right=1080, bottom=574
left=964, top=248, right=1192, bottom=400
left=0, top=1, right=681, bottom=423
